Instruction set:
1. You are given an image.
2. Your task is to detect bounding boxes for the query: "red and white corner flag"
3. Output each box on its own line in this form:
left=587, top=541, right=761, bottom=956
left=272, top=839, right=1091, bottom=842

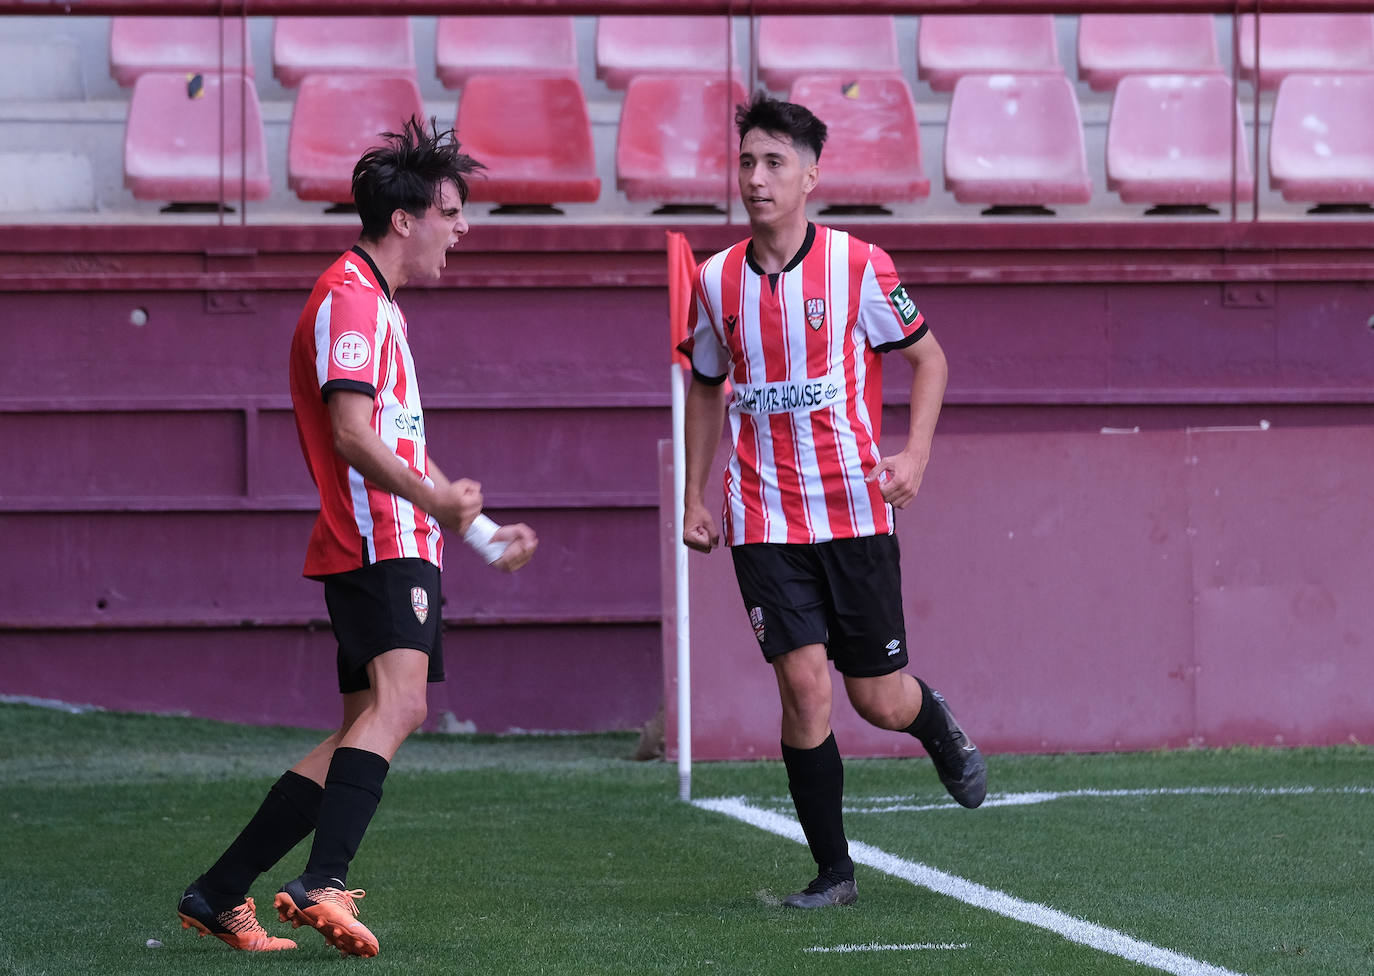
left=665, top=230, right=696, bottom=801
left=666, top=230, right=696, bottom=366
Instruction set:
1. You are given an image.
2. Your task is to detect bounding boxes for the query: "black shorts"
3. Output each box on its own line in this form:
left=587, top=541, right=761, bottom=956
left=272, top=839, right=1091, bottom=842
left=322, top=557, right=445, bottom=694
left=730, top=534, right=909, bottom=678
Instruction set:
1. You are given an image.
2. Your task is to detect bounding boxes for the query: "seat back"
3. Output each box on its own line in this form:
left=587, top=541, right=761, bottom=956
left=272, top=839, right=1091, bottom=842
left=457, top=74, right=601, bottom=205
left=1077, top=15, right=1221, bottom=92
left=595, top=16, right=735, bottom=90
left=755, top=16, right=900, bottom=91
left=288, top=74, right=426, bottom=204
left=1106, top=75, right=1252, bottom=205
left=1238, top=14, right=1374, bottom=91
left=123, top=71, right=269, bottom=202
left=616, top=75, right=746, bottom=205
left=436, top=16, right=578, bottom=88
left=918, top=15, right=1061, bottom=92
left=273, top=17, right=415, bottom=88
left=943, top=73, right=1091, bottom=206
left=1270, top=73, right=1374, bottom=202
left=790, top=75, right=929, bottom=206
left=110, top=16, right=253, bottom=87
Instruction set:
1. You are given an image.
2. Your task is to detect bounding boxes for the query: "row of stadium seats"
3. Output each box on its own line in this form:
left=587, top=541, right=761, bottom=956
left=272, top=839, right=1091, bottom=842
left=107, top=14, right=1374, bottom=96
left=123, top=69, right=1374, bottom=213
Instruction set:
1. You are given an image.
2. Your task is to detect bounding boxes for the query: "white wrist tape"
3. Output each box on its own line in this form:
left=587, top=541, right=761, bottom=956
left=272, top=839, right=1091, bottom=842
left=462, top=513, right=508, bottom=564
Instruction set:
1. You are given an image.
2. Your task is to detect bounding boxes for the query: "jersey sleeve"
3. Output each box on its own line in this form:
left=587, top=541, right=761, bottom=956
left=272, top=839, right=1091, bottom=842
left=314, top=281, right=384, bottom=400
left=688, top=263, right=730, bottom=386
left=860, top=244, right=928, bottom=353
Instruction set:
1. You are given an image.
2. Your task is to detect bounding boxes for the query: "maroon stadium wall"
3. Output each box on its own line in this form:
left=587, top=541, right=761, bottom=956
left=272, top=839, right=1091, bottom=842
left=2, top=223, right=1372, bottom=749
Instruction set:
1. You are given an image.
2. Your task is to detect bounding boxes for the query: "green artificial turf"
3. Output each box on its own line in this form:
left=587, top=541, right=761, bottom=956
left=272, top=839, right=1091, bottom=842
left=2, top=704, right=1370, bottom=976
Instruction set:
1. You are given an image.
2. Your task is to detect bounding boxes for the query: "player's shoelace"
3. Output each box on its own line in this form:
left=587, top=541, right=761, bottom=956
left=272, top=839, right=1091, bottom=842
left=217, top=898, right=270, bottom=936
left=305, top=887, right=366, bottom=917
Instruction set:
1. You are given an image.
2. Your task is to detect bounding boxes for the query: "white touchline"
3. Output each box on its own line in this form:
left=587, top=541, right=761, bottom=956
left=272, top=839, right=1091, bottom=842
left=695, top=797, right=1250, bottom=976
left=843, top=785, right=1374, bottom=815
left=804, top=942, right=970, bottom=953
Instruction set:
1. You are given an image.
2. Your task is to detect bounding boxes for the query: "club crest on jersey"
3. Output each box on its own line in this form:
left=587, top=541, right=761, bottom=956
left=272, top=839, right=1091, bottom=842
left=805, top=297, right=826, bottom=331
left=749, top=606, right=766, bottom=644
left=410, top=586, right=429, bottom=625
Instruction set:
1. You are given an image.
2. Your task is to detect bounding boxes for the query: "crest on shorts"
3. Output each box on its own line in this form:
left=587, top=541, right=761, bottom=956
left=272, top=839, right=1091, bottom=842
left=805, top=297, right=826, bottom=331
left=749, top=606, right=766, bottom=644
left=410, top=586, right=429, bottom=625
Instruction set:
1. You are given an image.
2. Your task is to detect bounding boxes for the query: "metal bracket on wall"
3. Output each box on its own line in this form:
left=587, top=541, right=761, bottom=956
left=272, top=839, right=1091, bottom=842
left=1222, top=283, right=1275, bottom=308
left=204, top=292, right=256, bottom=314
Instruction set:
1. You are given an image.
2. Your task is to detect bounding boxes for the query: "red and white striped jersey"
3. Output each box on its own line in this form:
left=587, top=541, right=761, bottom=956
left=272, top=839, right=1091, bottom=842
left=289, top=247, right=443, bottom=577
left=689, top=223, right=928, bottom=546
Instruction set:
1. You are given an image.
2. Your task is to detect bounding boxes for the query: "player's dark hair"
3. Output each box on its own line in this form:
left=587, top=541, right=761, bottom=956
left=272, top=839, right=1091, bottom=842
left=735, top=91, right=828, bottom=161
left=351, top=116, right=484, bottom=240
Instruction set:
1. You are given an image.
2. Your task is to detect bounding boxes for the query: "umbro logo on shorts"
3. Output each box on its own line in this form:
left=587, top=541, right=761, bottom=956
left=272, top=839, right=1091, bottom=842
left=885, top=639, right=902, bottom=656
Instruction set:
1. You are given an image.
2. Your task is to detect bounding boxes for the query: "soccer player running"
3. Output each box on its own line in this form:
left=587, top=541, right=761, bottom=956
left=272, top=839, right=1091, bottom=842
left=175, top=117, right=537, bottom=956
left=682, top=93, right=987, bottom=909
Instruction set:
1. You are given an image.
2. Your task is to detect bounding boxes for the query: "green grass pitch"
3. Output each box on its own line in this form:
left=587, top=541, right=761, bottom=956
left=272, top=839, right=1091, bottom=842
left=1, top=703, right=1370, bottom=975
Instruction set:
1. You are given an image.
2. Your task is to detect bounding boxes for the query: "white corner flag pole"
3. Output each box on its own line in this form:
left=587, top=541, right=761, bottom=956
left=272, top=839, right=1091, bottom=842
left=671, top=362, right=692, bottom=802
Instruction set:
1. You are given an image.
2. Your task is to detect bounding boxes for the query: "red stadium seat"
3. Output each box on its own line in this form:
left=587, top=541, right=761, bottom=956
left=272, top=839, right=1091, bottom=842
left=1106, top=75, right=1252, bottom=211
left=616, top=75, right=746, bottom=209
left=1269, top=74, right=1374, bottom=207
left=917, top=15, right=1061, bottom=92
left=595, top=16, right=735, bottom=91
left=435, top=16, right=578, bottom=89
left=109, top=17, right=253, bottom=87
left=457, top=74, right=600, bottom=209
left=273, top=17, right=414, bottom=89
left=1077, top=15, right=1221, bottom=93
left=1238, top=14, right=1374, bottom=91
left=287, top=74, right=425, bottom=205
left=123, top=72, right=269, bottom=205
left=789, top=75, right=929, bottom=209
left=754, top=16, right=901, bottom=91
left=943, top=74, right=1091, bottom=211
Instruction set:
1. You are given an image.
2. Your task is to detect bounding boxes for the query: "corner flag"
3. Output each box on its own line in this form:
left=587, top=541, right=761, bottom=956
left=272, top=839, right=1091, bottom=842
left=667, top=230, right=695, bottom=366
left=666, top=230, right=695, bottom=801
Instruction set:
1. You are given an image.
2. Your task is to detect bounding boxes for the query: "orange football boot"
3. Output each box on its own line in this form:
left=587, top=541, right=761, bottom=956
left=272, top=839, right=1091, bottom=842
left=274, top=878, right=379, bottom=958
left=177, top=886, right=296, bottom=951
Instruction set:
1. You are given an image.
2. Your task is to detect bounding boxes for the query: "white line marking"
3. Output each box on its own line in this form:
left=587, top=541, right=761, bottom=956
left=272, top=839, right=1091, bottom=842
left=0, top=694, right=101, bottom=714
left=804, top=942, right=969, bottom=953
left=843, top=785, right=1374, bottom=815
left=696, top=797, right=1249, bottom=976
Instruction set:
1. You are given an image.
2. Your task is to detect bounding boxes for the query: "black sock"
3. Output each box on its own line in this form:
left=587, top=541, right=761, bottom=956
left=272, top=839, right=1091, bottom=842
left=301, top=747, right=390, bottom=889
left=781, top=732, right=853, bottom=879
left=197, top=770, right=323, bottom=911
left=902, top=677, right=951, bottom=745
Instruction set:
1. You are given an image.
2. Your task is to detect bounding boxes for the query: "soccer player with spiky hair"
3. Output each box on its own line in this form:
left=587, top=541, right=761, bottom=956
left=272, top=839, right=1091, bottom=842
left=682, top=92, right=987, bottom=909
left=175, top=117, right=537, bottom=956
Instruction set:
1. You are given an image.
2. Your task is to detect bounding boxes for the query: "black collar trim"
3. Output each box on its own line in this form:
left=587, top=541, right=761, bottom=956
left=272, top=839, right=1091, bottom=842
left=350, top=245, right=392, bottom=302
left=746, top=222, right=816, bottom=277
